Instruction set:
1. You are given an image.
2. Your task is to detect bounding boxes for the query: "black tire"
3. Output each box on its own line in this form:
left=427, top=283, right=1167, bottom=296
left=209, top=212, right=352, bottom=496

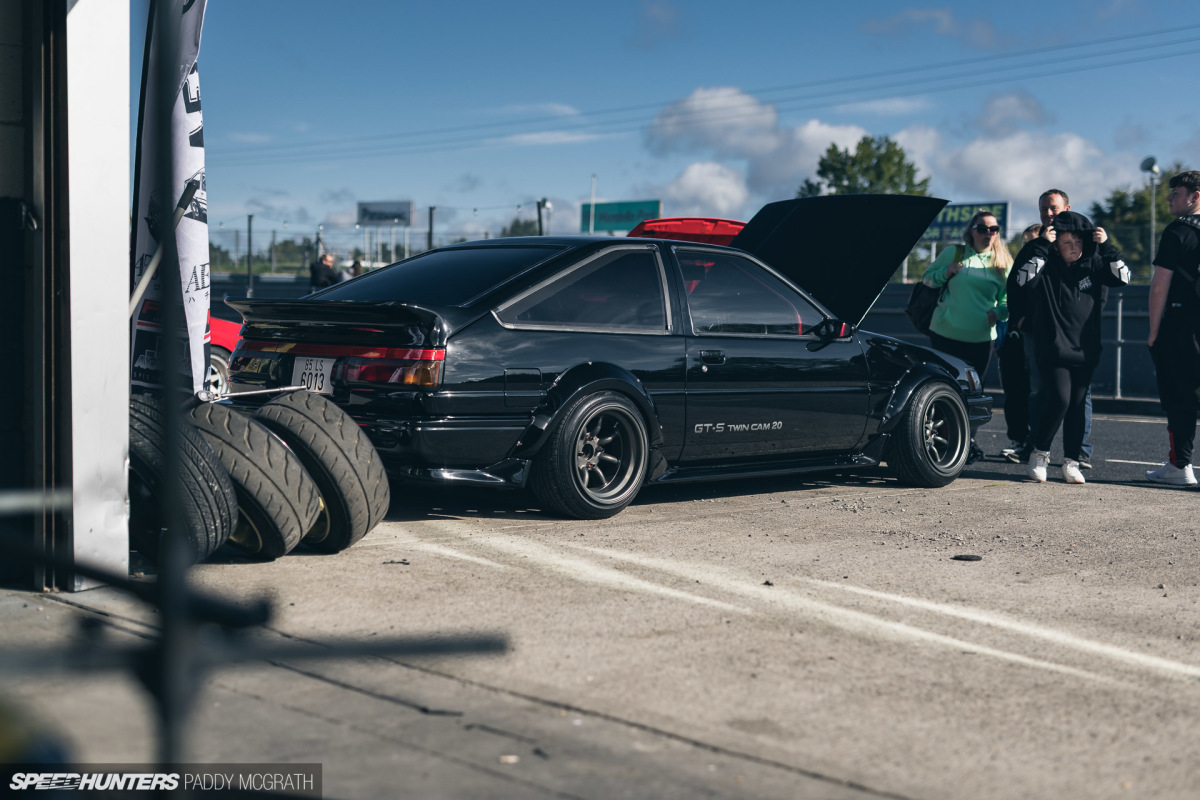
left=187, top=402, right=321, bottom=560
left=207, top=346, right=231, bottom=396
left=530, top=391, right=648, bottom=519
left=128, top=395, right=237, bottom=564
left=888, top=382, right=971, bottom=487
left=253, top=390, right=391, bottom=553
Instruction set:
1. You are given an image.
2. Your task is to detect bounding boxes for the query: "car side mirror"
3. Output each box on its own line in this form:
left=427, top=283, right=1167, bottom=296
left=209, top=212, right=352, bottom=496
left=815, top=318, right=855, bottom=339
left=807, top=318, right=856, bottom=351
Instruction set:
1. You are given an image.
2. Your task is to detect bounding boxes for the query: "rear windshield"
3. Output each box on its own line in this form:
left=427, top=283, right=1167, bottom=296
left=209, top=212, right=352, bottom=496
left=313, top=245, right=569, bottom=307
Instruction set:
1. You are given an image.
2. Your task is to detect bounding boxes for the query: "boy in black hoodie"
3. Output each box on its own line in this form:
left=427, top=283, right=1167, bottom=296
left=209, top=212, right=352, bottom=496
left=1013, top=211, right=1130, bottom=483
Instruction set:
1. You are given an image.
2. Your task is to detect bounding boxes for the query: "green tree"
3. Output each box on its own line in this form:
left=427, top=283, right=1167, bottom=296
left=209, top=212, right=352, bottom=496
left=798, top=135, right=930, bottom=197
left=1088, top=161, right=1185, bottom=282
left=500, top=217, right=539, bottom=237
left=209, top=239, right=233, bottom=270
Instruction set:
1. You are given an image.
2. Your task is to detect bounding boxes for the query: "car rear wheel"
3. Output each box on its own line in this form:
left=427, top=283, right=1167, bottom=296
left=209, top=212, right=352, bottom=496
left=187, top=402, right=321, bottom=560
left=129, top=395, right=237, bottom=564
left=253, top=390, right=391, bottom=553
left=207, top=346, right=231, bottom=396
left=888, top=382, right=970, bottom=487
left=531, top=391, right=648, bottom=519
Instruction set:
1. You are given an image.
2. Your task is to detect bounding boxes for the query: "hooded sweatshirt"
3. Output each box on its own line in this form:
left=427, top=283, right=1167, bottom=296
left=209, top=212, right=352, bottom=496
left=1013, top=210, right=1130, bottom=367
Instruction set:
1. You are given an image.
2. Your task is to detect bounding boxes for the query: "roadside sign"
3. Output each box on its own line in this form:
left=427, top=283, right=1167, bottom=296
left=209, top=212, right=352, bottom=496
left=921, top=201, right=1010, bottom=242
left=357, top=201, right=415, bottom=226
left=580, top=200, right=662, bottom=233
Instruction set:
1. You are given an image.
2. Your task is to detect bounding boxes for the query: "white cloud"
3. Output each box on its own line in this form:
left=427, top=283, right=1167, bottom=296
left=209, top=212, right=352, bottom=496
left=834, top=97, right=932, bottom=116
left=647, top=88, right=867, bottom=201
left=862, top=8, right=997, bottom=48
left=497, top=131, right=603, bottom=146
left=658, top=162, right=749, bottom=217
left=492, top=103, right=581, bottom=118
left=903, top=126, right=1141, bottom=226
left=975, top=91, right=1052, bottom=136
left=647, top=87, right=781, bottom=158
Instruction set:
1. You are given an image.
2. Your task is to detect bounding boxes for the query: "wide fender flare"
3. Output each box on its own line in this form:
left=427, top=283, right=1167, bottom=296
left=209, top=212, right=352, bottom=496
left=509, top=364, right=664, bottom=459
left=876, top=363, right=968, bottom=435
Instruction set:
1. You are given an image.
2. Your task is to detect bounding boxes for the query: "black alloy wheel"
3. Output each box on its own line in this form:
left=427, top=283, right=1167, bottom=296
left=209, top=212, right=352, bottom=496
left=888, top=381, right=970, bottom=487
left=531, top=391, right=649, bottom=519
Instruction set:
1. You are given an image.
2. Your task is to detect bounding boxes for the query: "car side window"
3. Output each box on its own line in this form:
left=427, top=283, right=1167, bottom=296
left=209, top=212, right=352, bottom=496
left=679, top=251, right=820, bottom=336
left=497, top=248, right=668, bottom=331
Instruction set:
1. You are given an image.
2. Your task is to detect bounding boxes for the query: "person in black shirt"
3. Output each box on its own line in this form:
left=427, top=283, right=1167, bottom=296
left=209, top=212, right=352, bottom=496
left=1014, top=211, right=1129, bottom=484
left=309, top=252, right=340, bottom=292
left=1145, top=170, right=1200, bottom=486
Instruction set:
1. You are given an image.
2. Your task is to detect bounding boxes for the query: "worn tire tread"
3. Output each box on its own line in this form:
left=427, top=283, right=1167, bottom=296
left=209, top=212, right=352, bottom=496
left=187, top=402, right=320, bottom=560
left=254, top=391, right=390, bottom=552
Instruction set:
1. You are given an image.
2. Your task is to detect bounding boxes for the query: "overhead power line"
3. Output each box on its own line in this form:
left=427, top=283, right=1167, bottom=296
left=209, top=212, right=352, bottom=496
left=214, top=25, right=1200, bottom=168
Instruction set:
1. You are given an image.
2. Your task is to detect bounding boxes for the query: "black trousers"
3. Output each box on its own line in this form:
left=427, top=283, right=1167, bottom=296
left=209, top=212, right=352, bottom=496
left=928, top=332, right=993, bottom=379
left=1150, top=318, right=1200, bottom=466
left=998, top=329, right=1030, bottom=443
left=1033, top=363, right=1095, bottom=461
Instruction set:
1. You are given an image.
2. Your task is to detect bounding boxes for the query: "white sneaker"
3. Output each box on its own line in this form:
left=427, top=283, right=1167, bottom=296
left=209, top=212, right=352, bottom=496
left=1145, top=462, right=1197, bottom=486
left=1062, top=458, right=1086, bottom=484
left=1027, top=449, right=1049, bottom=482
left=1001, top=440, right=1023, bottom=463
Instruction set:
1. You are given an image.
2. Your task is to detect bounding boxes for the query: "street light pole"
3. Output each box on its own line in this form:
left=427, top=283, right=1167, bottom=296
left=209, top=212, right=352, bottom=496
left=246, top=213, right=254, bottom=298
left=1141, top=156, right=1160, bottom=265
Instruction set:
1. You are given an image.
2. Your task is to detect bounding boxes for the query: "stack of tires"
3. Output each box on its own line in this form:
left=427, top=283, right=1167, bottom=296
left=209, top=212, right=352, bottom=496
left=128, top=390, right=390, bottom=564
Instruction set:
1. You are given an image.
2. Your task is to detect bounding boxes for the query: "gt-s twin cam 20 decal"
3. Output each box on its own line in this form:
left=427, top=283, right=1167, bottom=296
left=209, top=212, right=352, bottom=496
left=693, top=421, right=783, bottom=434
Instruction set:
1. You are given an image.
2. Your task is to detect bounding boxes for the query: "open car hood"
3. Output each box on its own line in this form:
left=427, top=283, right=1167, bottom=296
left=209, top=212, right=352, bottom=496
left=730, top=195, right=947, bottom=327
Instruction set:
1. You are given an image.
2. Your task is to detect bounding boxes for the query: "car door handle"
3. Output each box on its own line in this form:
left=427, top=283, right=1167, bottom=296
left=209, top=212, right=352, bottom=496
left=699, top=350, right=726, bottom=365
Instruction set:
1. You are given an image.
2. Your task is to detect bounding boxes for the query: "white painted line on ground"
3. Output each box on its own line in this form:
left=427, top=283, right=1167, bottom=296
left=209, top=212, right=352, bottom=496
left=422, top=521, right=751, bottom=614
left=804, top=579, right=1200, bottom=682
left=1106, top=459, right=1164, bottom=466
left=565, top=545, right=1114, bottom=684
left=356, top=529, right=514, bottom=570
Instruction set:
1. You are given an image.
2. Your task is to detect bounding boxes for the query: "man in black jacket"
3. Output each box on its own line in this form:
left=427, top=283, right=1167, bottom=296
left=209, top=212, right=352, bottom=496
left=309, top=252, right=340, bottom=292
left=1145, top=170, right=1200, bottom=486
left=1002, top=189, right=1098, bottom=467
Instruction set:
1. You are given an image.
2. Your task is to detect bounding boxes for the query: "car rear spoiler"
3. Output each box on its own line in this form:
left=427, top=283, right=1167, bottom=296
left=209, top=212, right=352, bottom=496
left=224, top=297, right=452, bottom=347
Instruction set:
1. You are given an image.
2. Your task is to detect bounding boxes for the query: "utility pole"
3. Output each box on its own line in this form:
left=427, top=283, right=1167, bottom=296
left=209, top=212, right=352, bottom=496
left=427, top=206, right=435, bottom=251
left=270, top=229, right=276, bottom=273
left=246, top=213, right=254, bottom=297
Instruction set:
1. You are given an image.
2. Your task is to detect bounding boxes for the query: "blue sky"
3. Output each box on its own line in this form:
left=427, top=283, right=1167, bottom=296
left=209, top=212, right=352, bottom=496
left=138, top=1, right=1200, bottom=251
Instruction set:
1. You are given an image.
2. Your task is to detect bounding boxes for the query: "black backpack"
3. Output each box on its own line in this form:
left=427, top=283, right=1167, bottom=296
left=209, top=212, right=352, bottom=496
left=905, top=245, right=962, bottom=335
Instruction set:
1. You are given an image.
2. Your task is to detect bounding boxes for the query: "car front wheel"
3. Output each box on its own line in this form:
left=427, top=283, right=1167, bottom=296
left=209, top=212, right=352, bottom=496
left=531, top=391, right=648, bottom=519
left=888, top=382, right=970, bottom=487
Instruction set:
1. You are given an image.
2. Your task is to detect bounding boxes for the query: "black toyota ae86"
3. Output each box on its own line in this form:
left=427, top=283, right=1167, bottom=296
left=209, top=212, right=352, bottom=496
left=225, top=195, right=991, bottom=519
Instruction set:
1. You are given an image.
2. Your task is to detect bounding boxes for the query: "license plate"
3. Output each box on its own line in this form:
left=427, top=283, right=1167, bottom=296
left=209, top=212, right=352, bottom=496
left=292, top=356, right=336, bottom=394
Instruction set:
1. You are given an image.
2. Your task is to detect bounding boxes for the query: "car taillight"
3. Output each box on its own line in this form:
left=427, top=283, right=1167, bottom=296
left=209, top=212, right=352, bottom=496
left=338, top=352, right=443, bottom=387
left=230, top=341, right=445, bottom=388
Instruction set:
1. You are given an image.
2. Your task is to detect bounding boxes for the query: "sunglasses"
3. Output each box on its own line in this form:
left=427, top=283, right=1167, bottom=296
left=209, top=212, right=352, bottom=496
left=972, top=224, right=1001, bottom=234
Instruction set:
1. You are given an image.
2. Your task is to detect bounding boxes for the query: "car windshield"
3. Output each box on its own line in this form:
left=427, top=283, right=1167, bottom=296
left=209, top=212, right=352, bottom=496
left=313, top=245, right=569, bottom=307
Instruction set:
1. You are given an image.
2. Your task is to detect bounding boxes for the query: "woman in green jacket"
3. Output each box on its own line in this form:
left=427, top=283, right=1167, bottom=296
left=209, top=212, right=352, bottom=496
left=923, top=209, right=1013, bottom=378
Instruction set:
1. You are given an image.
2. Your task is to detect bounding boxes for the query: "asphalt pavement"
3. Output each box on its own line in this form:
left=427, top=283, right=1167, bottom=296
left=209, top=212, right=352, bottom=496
left=3, top=407, right=1198, bottom=800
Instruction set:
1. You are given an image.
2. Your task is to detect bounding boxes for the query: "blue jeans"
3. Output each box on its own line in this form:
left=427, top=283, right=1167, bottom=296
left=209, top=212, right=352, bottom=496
left=1024, top=334, right=1094, bottom=458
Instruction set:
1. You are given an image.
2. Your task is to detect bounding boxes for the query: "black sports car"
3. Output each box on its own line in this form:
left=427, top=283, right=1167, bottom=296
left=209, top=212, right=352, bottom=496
left=225, top=195, right=990, bottom=519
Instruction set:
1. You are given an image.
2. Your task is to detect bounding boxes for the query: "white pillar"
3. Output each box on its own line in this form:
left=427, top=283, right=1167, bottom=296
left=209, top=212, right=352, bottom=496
left=66, top=0, right=131, bottom=585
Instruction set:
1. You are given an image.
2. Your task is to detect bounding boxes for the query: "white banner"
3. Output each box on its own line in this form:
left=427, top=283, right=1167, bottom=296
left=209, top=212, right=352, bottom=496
left=130, top=0, right=209, bottom=395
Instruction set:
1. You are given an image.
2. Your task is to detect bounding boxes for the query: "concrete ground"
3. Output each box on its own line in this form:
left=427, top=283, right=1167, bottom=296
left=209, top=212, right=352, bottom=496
left=2, top=407, right=1198, bottom=800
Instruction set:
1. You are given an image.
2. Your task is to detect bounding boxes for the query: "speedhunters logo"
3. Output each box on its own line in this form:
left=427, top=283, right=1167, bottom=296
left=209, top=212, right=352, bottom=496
left=10, top=773, right=179, bottom=791
left=5, top=764, right=321, bottom=797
